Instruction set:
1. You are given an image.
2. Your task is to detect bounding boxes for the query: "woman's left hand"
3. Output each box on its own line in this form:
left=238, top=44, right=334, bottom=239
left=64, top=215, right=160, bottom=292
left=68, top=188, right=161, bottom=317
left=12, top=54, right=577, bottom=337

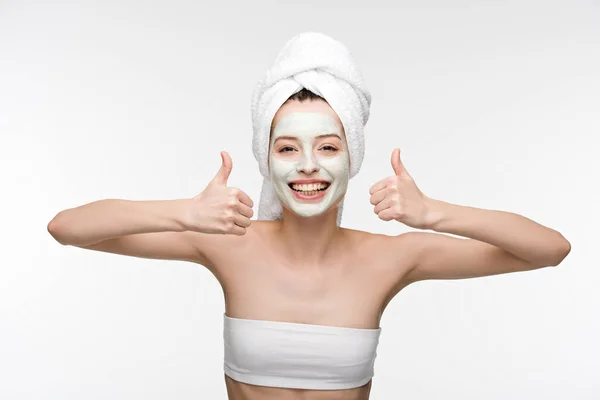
left=369, top=148, right=437, bottom=230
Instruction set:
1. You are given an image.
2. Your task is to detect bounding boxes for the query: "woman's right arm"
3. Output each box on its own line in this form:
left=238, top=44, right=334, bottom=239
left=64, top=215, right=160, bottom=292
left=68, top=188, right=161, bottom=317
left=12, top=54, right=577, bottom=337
left=47, top=152, right=254, bottom=267
left=47, top=199, right=189, bottom=247
left=46, top=198, right=214, bottom=265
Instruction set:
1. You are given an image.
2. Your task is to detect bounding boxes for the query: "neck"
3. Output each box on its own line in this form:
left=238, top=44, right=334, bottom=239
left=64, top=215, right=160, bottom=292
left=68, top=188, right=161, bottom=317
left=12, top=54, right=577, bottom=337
left=274, top=205, right=344, bottom=267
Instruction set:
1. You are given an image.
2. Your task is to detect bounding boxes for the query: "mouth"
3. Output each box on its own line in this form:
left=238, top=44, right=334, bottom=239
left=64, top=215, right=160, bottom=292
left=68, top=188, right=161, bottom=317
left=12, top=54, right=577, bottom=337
left=287, top=181, right=331, bottom=200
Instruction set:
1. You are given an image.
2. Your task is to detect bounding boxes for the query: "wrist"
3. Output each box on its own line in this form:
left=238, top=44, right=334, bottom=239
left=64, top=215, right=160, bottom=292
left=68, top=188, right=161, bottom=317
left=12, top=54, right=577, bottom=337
left=424, top=197, right=449, bottom=231
left=170, top=198, right=193, bottom=232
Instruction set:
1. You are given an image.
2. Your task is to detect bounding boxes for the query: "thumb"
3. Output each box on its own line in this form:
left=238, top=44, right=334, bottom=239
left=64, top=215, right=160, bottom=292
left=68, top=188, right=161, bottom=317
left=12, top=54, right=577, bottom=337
left=210, top=151, right=232, bottom=186
left=391, top=148, right=407, bottom=176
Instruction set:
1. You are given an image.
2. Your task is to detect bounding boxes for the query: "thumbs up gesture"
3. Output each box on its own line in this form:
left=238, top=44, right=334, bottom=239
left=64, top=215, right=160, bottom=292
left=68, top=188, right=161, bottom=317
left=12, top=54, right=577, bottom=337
left=369, top=148, right=434, bottom=230
left=185, top=151, right=254, bottom=235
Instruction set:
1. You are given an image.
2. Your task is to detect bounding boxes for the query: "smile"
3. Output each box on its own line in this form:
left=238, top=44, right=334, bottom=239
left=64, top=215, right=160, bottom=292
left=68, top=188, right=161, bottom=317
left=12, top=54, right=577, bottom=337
left=287, top=182, right=331, bottom=200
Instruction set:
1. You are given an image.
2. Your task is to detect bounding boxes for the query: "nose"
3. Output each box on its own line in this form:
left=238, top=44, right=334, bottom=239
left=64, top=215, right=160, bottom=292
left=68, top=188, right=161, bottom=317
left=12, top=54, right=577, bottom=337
left=296, top=151, right=320, bottom=174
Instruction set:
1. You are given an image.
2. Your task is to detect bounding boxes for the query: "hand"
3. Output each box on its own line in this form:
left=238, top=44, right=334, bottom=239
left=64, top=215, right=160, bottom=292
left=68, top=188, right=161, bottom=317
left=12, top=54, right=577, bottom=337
left=369, top=148, right=435, bottom=230
left=184, top=151, right=254, bottom=235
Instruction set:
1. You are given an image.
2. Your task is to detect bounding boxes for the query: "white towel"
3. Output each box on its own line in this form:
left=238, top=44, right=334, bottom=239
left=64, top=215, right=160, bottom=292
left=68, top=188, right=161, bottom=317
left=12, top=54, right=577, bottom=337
left=251, top=32, right=371, bottom=226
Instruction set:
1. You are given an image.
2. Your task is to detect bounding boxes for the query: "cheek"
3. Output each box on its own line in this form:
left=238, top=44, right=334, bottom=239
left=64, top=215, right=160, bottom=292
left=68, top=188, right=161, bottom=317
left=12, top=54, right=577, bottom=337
left=319, top=154, right=349, bottom=178
left=269, top=157, right=296, bottom=179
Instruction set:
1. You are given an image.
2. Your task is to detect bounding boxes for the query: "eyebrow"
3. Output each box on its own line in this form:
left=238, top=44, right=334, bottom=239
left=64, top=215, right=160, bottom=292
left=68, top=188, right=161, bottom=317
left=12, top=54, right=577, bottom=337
left=274, top=134, right=341, bottom=143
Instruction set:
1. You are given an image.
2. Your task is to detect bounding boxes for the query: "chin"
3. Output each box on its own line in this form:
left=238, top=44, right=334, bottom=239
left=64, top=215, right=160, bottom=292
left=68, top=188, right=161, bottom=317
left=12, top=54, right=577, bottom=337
left=284, top=203, right=340, bottom=219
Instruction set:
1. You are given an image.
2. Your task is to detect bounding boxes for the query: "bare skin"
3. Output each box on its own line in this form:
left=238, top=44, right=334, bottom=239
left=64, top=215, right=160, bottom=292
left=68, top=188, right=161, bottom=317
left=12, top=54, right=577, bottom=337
left=199, top=217, right=415, bottom=400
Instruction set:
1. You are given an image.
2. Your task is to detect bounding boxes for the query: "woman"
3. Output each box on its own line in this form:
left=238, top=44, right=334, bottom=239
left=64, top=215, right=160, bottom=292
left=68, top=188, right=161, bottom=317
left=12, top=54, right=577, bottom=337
left=47, top=33, right=571, bottom=400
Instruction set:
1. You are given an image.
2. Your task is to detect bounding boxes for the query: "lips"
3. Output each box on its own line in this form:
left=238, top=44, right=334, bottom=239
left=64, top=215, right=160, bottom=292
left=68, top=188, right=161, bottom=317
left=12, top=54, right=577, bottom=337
left=287, top=182, right=331, bottom=200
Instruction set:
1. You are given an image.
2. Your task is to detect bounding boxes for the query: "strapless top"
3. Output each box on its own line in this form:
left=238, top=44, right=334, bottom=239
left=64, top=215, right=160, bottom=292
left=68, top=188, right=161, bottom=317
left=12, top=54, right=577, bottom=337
left=223, top=313, right=382, bottom=390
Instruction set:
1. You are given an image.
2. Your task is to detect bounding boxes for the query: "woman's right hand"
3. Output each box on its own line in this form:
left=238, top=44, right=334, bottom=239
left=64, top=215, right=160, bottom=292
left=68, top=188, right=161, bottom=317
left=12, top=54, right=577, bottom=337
left=183, top=151, right=254, bottom=236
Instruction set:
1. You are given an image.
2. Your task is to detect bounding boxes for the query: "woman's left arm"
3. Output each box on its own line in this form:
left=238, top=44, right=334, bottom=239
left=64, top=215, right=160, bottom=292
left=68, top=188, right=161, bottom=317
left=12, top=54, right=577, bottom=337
left=425, top=198, right=570, bottom=267
left=399, top=199, right=571, bottom=283
left=370, top=148, right=571, bottom=282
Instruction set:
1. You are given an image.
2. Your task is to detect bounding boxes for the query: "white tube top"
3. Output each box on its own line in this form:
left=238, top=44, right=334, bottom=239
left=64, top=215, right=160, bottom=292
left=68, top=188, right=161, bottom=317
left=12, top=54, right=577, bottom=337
left=223, top=313, right=382, bottom=390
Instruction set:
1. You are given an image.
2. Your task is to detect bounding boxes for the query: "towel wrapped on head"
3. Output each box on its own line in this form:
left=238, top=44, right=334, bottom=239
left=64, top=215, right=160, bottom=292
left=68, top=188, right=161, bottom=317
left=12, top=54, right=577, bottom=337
left=251, top=32, right=372, bottom=226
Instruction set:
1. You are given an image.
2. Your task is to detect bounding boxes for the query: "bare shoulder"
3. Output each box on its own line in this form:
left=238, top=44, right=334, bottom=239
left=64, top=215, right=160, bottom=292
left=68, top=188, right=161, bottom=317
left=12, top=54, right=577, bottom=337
left=341, top=227, right=421, bottom=279
left=341, top=227, right=415, bottom=254
left=188, top=219, right=272, bottom=267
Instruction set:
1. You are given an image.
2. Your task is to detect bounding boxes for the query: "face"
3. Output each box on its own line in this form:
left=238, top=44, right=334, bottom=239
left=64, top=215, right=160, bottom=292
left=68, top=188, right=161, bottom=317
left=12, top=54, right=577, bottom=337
left=269, top=100, right=349, bottom=218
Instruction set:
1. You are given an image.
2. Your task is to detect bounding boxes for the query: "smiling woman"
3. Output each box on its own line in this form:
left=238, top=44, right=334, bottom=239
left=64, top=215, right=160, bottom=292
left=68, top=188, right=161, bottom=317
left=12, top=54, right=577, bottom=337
left=47, top=31, right=570, bottom=400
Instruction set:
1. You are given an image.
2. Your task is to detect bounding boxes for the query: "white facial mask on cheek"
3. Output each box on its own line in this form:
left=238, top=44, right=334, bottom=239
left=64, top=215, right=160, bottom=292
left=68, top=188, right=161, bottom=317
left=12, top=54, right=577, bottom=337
left=269, top=112, right=349, bottom=218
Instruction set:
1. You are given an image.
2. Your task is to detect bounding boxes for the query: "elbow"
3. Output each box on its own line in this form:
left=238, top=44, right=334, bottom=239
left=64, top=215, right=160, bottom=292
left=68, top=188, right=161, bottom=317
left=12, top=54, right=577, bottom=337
left=549, top=237, right=571, bottom=267
left=47, top=214, right=69, bottom=245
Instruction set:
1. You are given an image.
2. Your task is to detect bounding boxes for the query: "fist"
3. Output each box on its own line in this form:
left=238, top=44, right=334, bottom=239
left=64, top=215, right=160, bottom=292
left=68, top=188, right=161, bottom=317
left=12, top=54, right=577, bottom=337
left=185, top=151, right=254, bottom=235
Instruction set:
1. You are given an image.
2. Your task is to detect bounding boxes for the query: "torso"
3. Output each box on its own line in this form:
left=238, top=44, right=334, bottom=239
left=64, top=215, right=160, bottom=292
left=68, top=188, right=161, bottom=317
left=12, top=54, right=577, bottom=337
left=197, top=220, right=416, bottom=400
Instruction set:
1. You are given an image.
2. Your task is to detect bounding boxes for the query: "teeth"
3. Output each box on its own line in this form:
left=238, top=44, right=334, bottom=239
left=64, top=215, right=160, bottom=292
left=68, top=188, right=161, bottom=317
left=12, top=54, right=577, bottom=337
left=291, top=182, right=329, bottom=191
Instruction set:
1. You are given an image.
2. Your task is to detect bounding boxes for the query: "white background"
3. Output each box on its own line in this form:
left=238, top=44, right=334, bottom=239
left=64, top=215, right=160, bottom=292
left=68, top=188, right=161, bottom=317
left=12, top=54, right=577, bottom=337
left=1, top=0, right=599, bottom=399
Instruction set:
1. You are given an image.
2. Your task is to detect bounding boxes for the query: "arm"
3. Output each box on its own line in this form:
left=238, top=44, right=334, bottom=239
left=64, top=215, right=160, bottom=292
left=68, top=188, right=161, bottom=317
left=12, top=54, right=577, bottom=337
left=401, top=199, right=571, bottom=283
left=47, top=199, right=189, bottom=247
left=47, top=198, right=211, bottom=265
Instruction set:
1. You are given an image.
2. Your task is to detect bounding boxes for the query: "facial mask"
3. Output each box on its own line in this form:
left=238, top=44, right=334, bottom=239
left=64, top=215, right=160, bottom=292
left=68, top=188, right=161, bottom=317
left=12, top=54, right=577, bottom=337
left=269, top=112, right=349, bottom=218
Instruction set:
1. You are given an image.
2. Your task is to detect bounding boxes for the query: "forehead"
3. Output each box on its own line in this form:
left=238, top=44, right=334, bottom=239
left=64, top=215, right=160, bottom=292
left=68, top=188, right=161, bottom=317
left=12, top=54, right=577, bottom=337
left=272, top=112, right=342, bottom=139
left=271, top=98, right=345, bottom=136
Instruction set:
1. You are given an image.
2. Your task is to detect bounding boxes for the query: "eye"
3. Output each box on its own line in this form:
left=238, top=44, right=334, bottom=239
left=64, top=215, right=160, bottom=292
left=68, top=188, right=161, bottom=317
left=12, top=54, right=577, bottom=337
left=320, top=145, right=338, bottom=152
left=278, top=146, right=296, bottom=153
